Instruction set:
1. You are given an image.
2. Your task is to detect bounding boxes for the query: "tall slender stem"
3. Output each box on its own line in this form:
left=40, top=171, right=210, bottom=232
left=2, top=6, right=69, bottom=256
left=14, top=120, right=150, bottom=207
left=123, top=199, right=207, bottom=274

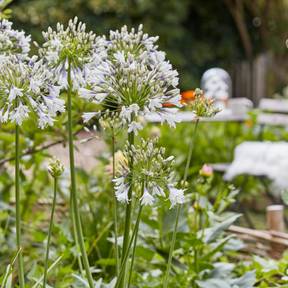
left=127, top=182, right=145, bottom=288
left=193, top=193, right=199, bottom=284
left=184, top=119, right=200, bottom=181
left=120, top=130, right=135, bottom=288
left=67, top=62, right=94, bottom=288
left=163, top=119, right=200, bottom=288
left=112, top=129, right=120, bottom=276
left=115, top=205, right=143, bottom=288
left=70, top=196, right=85, bottom=276
left=43, top=177, right=57, bottom=288
left=15, top=124, right=25, bottom=288
left=163, top=204, right=180, bottom=288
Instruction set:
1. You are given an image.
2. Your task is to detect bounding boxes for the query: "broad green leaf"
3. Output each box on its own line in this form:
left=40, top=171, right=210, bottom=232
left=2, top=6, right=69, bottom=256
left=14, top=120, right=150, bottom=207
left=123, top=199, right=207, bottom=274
left=197, top=278, right=231, bottom=288
left=230, top=271, right=256, bottom=288
left=204, top=214, right=241, bottom=243
left=201, top=235, right=232, bottom=261
left=96, top=258, right=115, bottom=266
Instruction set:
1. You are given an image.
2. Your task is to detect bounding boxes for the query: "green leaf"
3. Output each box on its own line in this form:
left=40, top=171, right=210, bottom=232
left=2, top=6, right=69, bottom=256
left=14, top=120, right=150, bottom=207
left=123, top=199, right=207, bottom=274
left=197, top=279, right=231, bottom=288
left=135, top=246, right=155, bottom=261
left=230, top=271, right=256, bottom=288
left=204, top=214, right=241, bottom=243
left=1, top=249, right=22, bottom=288
left=96, top=258, right=116, bottom=266
left=31, top=256, right=62, bottom=288
left=201, top=235, right=232, bottom=261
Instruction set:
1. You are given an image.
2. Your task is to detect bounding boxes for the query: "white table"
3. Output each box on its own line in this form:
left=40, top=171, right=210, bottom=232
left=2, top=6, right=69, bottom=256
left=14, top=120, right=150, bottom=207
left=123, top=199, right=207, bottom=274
left=259, top=98, right=288, bottom=114
left=145, top=109, right=248, bottom=123
left=146, top=110, right=288, bottom=127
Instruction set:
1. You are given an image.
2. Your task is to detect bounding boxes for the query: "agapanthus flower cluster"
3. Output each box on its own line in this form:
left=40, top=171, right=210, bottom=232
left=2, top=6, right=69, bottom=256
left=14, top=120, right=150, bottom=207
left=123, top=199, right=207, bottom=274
left=189, top=88, right=220, bottom=117
left=0, top=56, right=65, bottom=128
left=113, top=139, right=185, bottom=207
left=80, top=25, right=181, bottom=133
left=0, top=19, right=31, bottom=59
left=39, top=17, right=106, bottom=90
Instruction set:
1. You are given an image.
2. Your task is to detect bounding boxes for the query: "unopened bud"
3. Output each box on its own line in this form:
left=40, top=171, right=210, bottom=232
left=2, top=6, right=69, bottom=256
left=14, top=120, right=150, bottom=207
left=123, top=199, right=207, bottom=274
left=48, top=158, right=65, bottom=178
left=199, top=164, right=213, bottom=177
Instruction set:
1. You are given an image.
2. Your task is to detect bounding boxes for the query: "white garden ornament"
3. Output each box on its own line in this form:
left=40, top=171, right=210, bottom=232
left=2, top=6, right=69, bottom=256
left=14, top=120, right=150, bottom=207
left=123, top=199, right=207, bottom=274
left=225, top=141, right=288, bottom=192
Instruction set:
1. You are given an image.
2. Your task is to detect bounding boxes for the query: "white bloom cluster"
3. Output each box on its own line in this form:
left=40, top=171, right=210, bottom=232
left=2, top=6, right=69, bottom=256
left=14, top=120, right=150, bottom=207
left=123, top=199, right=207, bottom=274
left=0, top=19, right=31, bottom=59
left=168, top=186, right=185, bottom=208
left=40, top=17, right=106, bottom=91
left=0, top=56, right=65, bottom=128
left=81, top=25, right=181, bottom=131
left=113, top=139, right=185, bottom=207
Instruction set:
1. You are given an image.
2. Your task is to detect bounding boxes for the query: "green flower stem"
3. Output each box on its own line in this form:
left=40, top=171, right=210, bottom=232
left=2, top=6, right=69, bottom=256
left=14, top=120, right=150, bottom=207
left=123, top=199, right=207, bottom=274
left=183, top=119, right=200, bottom=182
left=15, top=123, right=25, bottom=288
left=127, top=182, right=145, bottom=288
left=112, top=129, right=120, bottom=276
left=163, top=204, right=180, bottom=288
left=67, top=62, right=94, bottom=288
left=119, top=130, right=135, bottom=288
left=43, top=177, right=57, bottom=288
left=193, top=195, right=199, bottom=286
left=163, top=118, right=200, bottom=288
left=70, top=196, right=85, bottom=277
left=115, top=204, right=143, bottom=288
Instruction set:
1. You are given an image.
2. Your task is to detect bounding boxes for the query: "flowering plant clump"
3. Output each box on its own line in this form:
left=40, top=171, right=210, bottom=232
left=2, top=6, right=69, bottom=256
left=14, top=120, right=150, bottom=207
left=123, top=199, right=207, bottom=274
left=39, top=17, right=106, bottom=90
left=0, top=19, right=31, bottom=59
left=189, top=88, right=220, bottom=117
left=113, top=139, right=185, bottom=207
left=81, top=25, right=181, bottom=133
left=0, top=56, right=65, bottom=128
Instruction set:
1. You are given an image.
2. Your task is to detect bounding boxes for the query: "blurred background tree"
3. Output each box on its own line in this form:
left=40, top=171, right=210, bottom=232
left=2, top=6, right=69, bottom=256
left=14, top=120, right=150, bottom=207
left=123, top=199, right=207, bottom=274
left=8, top=0, right=288, bottom=95
left=0, top=0, right=13, bottom=19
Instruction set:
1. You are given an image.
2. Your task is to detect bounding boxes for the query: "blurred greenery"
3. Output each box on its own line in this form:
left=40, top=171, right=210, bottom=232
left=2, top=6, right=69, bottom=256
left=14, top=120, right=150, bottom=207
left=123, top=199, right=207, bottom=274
left=9, top=0, right=288, bottom=90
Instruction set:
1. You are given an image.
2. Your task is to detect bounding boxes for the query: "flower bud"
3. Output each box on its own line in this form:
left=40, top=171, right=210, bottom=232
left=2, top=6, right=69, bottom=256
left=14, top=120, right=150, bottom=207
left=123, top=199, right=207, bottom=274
left=150, top=126, right=161, bottom=138
left=199, top=164, right=213, bottom=177
left=48, top=158, right=65, bottom=178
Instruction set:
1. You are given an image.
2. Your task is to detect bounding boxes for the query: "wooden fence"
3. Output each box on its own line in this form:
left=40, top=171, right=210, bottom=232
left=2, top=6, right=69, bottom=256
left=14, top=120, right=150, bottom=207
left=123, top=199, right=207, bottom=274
left=232, top=53, right=272, bottom=105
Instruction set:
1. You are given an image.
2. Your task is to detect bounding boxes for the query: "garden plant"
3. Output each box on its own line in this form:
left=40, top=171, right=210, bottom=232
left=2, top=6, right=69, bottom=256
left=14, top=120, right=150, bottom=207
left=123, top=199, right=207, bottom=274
left=0, top=3, right=288, bottom=288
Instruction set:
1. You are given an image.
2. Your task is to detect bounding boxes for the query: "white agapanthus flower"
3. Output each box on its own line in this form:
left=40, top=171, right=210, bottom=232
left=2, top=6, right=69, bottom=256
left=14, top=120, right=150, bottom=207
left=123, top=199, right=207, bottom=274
left=113, top=177, right=130, bottom=203
left=168, top=186, right=185, bottom=208
left=113, top=139, right=183, bottom=207
left=0, top=56, right=65, bottom=128
left=0, top=19, right=31, bottom=58
left=140, top=188, right=155, bottom=206
left=39, top=17, right=106, bottom=91
left=81, top=25, right=181, bottom=131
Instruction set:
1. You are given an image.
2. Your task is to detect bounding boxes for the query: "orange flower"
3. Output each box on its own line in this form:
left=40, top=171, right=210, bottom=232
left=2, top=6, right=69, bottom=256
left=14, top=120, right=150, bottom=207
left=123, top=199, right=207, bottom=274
left=162, top=89, right=196, bottom=107
left=244, top=119, right=254, bottom=128
left=181, top=90, right=195, bottom=104
left=162, top=102, right=176, bottom=107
